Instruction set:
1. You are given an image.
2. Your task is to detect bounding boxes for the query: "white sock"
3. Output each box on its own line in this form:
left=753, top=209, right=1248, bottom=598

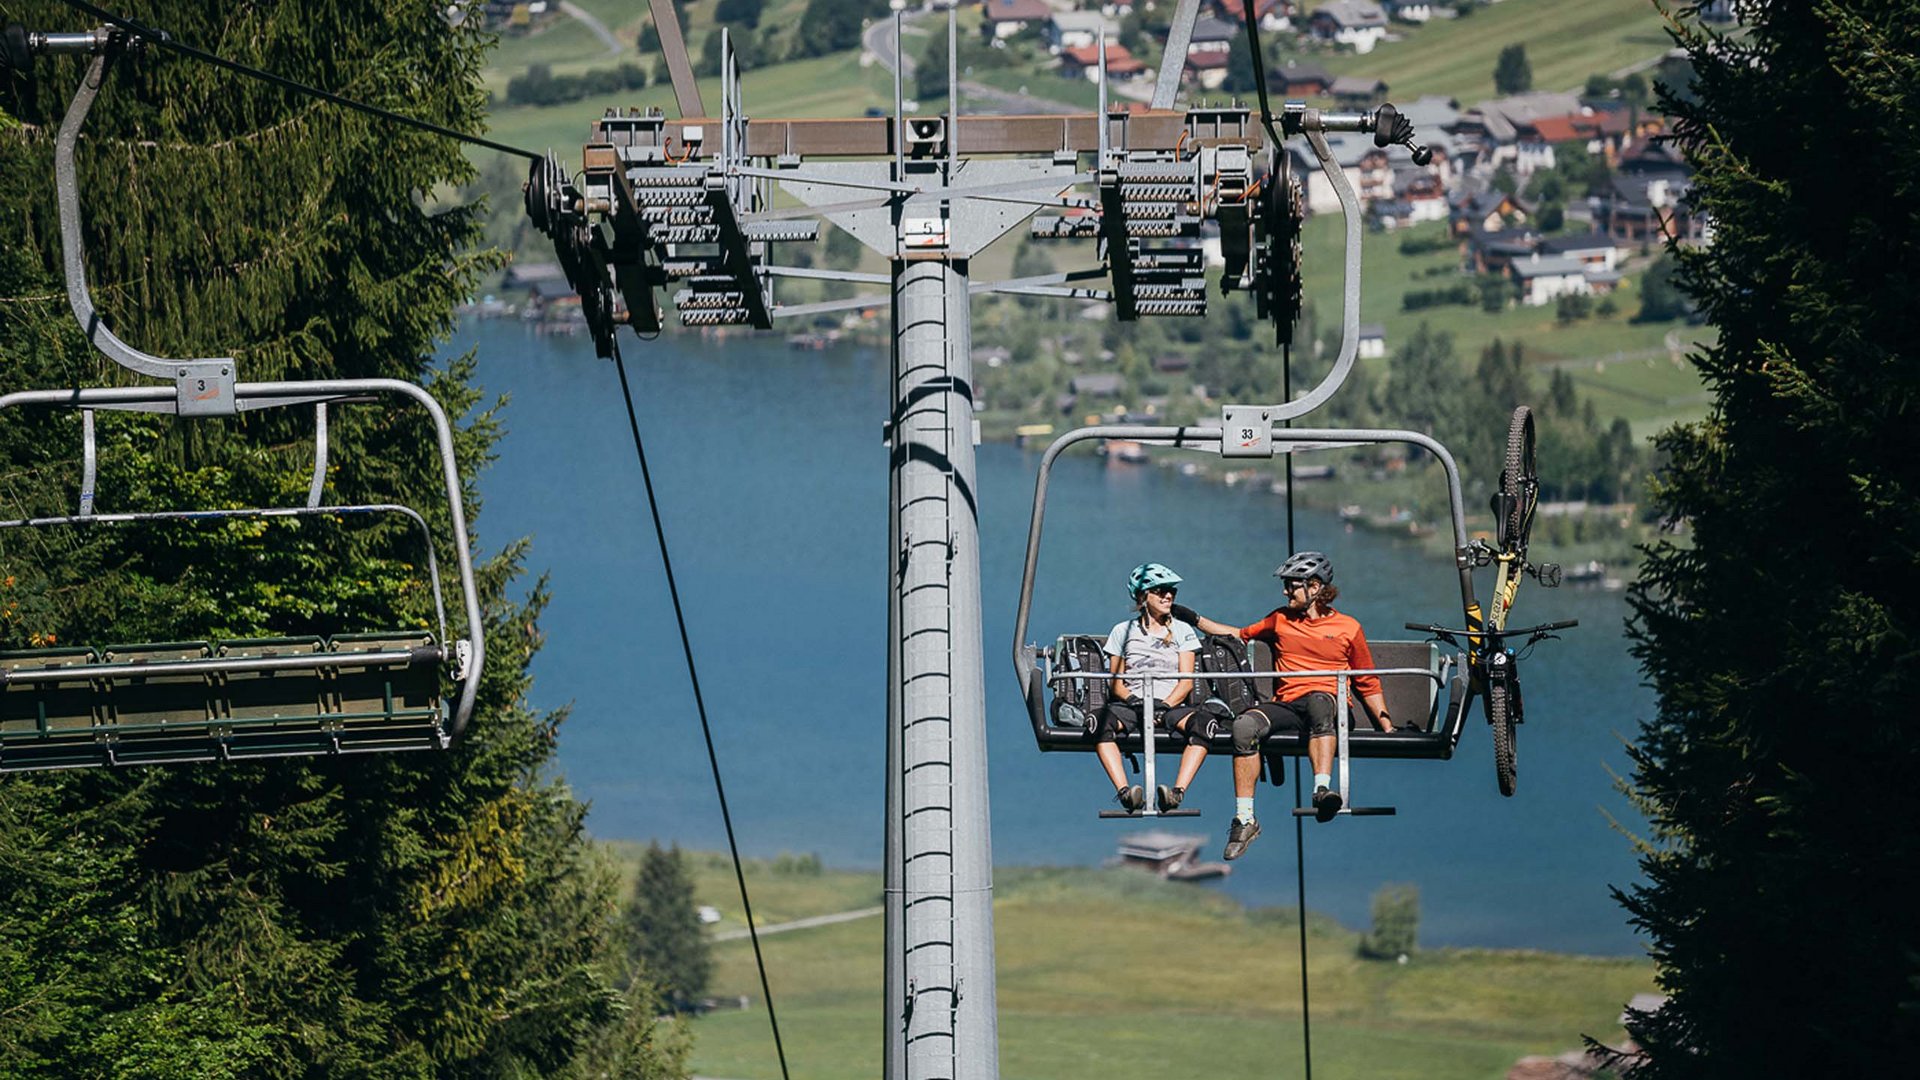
left=1314, top=773, right=1332, bottom=791
left=1235, top=796, right=1255, bottom=822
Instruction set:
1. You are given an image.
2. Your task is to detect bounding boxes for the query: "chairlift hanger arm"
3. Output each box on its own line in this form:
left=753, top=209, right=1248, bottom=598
left=53, top=45, right=235, bottom=400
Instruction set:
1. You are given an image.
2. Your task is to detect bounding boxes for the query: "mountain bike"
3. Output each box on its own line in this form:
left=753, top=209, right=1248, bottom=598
left=1406, top=406, right=1576, bottom=796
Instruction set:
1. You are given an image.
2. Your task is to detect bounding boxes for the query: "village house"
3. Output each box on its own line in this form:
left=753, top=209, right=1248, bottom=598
left=1465, top=224, right=1540, bottom=275
left=1451, top=189, right=1531, bottom=239
left=1538, top=230, right=1621, bottom=272
left=1372, top=166, right=1447, bottom=227
left=1185, top=14, right=1242, bottom=57
left=1308, top=0, right=1389, bottom=55
left=1048, top=10, right=1122, bottom=54
left=1184, top=48, right=1230, bottom=89
left=1213, top=0, right=1291, bottom=33
left=1059, top=41, right=1147, bottom=81
left=1358, top=324, right=1387, bottom=359
left=1275, top=61, right=1333, bottom=97
left=1329, top=74, right=1389, bottom=108
left=1594, top=145, right=1705, bottom=246
left=1446, top=91, right=1583, bottom=176
left=1509, top=253, right=1590, bottom=307
left=981, top=0, right=1052, bottom=41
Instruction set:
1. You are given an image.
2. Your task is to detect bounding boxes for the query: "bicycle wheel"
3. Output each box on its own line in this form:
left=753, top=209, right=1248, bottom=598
left=1488, top=678, right=1518, bottom=797
left=1501, top=406, right=1538, bottom=552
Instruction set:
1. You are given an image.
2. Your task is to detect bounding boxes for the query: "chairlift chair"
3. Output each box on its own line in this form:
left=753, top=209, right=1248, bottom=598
left=0, top=35, right=485, bottom=772
left=1010, top=103, right=1485, bottom=817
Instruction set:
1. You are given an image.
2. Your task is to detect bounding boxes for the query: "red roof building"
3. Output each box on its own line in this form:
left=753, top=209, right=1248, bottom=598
left=1060, top=42, right=1148, bottom=78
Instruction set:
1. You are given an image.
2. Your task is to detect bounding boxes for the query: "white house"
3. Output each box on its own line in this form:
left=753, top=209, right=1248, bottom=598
left=1309, top=0, right=1388, bottom=54
left=1358, top=324, right=1387, bottom=359
left=982, top=0, right=1052, bottom=40
left=1048, top=10, right=1121, bottom=54
left=1511, top=254, right=1591, bottom=307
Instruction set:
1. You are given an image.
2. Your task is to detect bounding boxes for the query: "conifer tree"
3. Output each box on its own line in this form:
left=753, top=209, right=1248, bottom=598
left=1619, top=2, right=1920, bottom=1073
left=620, top=843, right=714, bottom=1012
left=0, top=2, right=684, bottom=1074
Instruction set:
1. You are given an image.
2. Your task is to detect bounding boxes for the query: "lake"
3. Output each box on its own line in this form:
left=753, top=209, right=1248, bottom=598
left=448, top=318, right=1655, bottom=957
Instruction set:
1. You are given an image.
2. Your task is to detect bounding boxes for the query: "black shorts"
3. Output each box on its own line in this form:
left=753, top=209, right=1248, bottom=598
left=1093, top=699, right=1208, bottom=747
left=1242, top=692, right=1340, bottom=741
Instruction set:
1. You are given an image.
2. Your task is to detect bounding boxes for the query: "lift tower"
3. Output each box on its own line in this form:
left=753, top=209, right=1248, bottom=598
left=527, top=1, right=1429, bottom=1073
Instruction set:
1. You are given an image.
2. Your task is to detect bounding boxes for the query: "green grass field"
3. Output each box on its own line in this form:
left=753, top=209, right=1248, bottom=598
left=672, top=861, right=1653, bottom=1080
left=1318, top=0, right=1678, bottom=103
left=1295, top=214, right=1710, bottom=428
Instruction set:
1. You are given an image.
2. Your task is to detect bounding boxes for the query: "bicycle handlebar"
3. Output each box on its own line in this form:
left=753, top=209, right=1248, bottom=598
left=1403, top=619, right=1578, bottom=638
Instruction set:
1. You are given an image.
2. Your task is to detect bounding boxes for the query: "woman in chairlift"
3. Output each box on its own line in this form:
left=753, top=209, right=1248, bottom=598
left=1092, top=563, right=1211, bottom=814
left=1183, top=551, right=1395, bottom=855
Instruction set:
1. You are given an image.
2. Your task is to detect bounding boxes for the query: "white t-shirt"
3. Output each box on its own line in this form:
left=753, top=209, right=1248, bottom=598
left=1102, top=616, right=1201, bottom=703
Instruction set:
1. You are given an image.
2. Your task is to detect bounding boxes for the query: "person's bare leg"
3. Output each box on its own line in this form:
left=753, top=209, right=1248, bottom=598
left=1233, top=752, right=1261, bottom=798
left=1309, top=734, right=1335, bottom=783
left=1172, top=743, right=1208, bottom=790
left=1097, top=742, right=1128, bottom=791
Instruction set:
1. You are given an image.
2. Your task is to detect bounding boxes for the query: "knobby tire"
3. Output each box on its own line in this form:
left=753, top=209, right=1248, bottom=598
left=1488, top=677, right=1517, bottom=797
left=1501, top=406, right=1537, bottom=553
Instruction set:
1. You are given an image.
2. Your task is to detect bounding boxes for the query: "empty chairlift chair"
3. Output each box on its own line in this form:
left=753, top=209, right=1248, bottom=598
left=0, top=34, right=484, bottom=771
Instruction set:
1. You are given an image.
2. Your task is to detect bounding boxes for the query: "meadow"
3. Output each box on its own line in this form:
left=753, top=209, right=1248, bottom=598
left=1316, top=0, right=1679, bottom=103
left=642, top=853, right=1655, bottom=1080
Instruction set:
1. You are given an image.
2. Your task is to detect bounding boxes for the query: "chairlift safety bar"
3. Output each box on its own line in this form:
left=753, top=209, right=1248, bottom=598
left=0, top=383, right=487, bottom=738
left=1050, top=666, right=1435, bottom=819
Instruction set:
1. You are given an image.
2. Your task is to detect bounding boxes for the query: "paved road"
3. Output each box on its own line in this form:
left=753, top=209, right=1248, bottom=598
left=560, top=0, right=624, bottom=56
left=711, top=905, right=884, bottom=942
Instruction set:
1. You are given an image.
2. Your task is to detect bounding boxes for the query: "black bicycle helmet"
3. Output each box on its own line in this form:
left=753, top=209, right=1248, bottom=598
left=1273, top=550, right=1333, bottom=584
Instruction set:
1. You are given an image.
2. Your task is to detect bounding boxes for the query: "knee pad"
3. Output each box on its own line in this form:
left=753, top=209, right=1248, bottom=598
left=1232, top=710, right=1271, bottom=755
left=1180, top=711, right=1216, bottom=749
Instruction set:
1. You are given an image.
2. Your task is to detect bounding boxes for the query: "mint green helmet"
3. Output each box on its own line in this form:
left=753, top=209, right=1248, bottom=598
left=1127, top=562, right=1183, bottom=600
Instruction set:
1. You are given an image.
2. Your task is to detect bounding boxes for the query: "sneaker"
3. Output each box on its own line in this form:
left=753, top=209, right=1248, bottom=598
left=1223, top=817, right=1261, bottom=860
left=1312, top=785, right=1343, bottom=823
left=1114, top=784, right=1145, bottom=812
left=1156, top=784, right=1185, bottom=812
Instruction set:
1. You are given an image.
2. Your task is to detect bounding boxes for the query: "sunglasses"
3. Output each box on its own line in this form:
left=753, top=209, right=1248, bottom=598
left=1145, top=585, right=1178, bottom=597
left=1284, top=579, right=1314, bottom=592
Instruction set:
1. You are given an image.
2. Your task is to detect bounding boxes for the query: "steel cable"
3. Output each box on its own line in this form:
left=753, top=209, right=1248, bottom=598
left=608, top=333, right=793, bottom=1080
left=54, top=0, right=542, bottom=160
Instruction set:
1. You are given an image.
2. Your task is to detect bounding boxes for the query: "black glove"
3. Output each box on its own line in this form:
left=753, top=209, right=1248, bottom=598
left=1170, top=602, right=1199, bottom=626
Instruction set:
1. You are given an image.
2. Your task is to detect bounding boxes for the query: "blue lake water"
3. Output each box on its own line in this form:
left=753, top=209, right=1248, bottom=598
left=448, top=319, right=1655, bottom=957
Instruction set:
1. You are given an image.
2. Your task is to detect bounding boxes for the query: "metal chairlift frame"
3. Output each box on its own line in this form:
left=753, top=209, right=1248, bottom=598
left=0, top=38, right=486, bottom=769
left=1010, top=104, right=1479, bottom=815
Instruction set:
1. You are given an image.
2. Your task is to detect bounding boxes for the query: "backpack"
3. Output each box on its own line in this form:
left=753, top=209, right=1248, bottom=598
left=1048, top=635, right=1110, bottom=731
left=1192, top=632, right=1257, bottom=723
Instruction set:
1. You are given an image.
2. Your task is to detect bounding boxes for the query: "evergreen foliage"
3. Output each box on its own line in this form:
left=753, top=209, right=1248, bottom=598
left=619, top=843, right=714, bottom=1012
left=1618, top=2, right=1920, bottom=1073
left=790, top=0, right=885, bottom=60
left=1493, top=43, right=1531, bottom=95
left=915, top=34, right=950, bottom=106
left=0, top=2, right=685, bottom=1074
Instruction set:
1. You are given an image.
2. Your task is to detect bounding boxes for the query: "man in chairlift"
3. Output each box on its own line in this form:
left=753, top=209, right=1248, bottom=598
left=1179, top=551, right=1395, bottom=855
left=1092, top=563, right=1212, bottom=814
